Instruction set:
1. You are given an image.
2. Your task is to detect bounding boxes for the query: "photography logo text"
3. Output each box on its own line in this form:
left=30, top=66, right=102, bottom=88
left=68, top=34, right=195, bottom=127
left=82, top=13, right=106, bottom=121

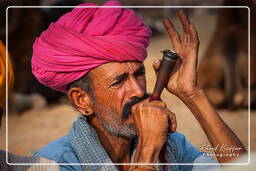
left=199, top=144, right=243, bottom=158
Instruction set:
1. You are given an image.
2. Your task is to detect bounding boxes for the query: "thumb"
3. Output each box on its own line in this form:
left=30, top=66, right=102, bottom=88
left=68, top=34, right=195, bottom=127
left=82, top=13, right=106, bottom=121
left=153, top=59, right=161, bottom=76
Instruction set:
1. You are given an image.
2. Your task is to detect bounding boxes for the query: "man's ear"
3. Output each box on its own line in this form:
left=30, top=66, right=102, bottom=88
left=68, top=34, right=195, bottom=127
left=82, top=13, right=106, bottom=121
left=67, top=87, right=94, bottom=116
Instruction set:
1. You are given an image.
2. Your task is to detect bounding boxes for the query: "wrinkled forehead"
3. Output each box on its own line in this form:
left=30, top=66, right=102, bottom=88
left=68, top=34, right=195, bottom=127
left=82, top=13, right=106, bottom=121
left=90, top=61, right=144, bottom=81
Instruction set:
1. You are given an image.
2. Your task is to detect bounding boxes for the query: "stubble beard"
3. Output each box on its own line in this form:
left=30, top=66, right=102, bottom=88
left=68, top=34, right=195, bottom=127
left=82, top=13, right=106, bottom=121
left=99, top=119, right=136, bottom=139
left=94, top=103, right=136, bottom=139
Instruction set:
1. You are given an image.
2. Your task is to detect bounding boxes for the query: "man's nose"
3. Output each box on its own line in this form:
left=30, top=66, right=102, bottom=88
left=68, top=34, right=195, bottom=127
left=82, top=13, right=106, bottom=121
left=126, top=77, right=145, bottom=99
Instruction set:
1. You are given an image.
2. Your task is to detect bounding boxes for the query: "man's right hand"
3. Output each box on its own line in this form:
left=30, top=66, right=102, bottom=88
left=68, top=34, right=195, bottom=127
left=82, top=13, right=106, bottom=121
left=131, top=99, right=177, bottom=164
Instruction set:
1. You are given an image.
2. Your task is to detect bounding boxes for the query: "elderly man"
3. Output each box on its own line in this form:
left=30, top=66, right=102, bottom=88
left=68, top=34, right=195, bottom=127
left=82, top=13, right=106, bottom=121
left=32, top=1, right=246, bottom=171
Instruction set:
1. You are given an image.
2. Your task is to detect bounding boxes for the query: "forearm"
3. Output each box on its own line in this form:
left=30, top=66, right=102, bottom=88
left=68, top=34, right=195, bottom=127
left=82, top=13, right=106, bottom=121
left=131, top=140, right=161, bottom=171
left=181, top=89, right=246, bottom=163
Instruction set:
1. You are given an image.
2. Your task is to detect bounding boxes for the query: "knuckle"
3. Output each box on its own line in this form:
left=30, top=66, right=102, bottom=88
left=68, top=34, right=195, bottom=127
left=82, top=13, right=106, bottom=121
left=160, top=108, right=170, bottom=116
left=168, top=111, right=176, bottom=117
left=160, top=101, right=167, bottom=107
left=150, top=100, right=167, bottom=108
left=140, top=103, right=146, bottom=107
left=163, top=114, right=169, bottom=120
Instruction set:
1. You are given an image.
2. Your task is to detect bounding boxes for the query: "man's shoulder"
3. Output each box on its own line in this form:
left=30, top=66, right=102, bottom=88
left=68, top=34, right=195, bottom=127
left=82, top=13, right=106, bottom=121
left=167, top=132, right=202, bottom=163
left=34, top=135, right=79, bottom=164
left=167, top=132, right=218, bottom=171
left=168, top=131, right=190, bottom=142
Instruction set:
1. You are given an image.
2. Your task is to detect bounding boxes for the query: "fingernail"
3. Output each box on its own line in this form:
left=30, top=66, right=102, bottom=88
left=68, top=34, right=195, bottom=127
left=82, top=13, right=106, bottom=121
left=154, top=59, right=161, bottom=64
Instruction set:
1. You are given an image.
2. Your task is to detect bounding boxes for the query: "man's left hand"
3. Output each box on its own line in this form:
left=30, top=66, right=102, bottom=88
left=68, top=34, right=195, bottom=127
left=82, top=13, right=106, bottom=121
left=153, top=10, right=200, bottom=101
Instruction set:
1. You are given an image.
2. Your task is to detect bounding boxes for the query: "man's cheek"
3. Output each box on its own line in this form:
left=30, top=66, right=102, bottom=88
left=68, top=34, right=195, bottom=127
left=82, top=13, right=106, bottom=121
left=113, top=89, right=127, bottom=110
left=139, top=78, right=147, bottom=92
left=95, top=89, right=118, bottom=106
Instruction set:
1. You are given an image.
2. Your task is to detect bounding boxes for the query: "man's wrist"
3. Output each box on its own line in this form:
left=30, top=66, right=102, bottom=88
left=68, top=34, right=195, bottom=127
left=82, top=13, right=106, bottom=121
left=134, top=142, right=162, bottom=163
left=129, top=165, right=156, bottom=171
left=178, top=87, right=205, bottom=104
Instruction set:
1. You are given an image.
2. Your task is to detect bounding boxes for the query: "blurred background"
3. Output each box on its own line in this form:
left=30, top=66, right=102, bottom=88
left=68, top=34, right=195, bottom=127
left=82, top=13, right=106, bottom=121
left=0, top=0, right=255, bottom=162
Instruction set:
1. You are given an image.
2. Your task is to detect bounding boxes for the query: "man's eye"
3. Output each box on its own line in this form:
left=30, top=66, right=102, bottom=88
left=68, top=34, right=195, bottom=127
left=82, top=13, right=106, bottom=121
left=111, top=80, right=123, bottom=87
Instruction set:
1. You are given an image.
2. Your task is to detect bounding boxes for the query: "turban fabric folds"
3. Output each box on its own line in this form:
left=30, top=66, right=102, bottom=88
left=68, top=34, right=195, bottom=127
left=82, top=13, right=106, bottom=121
left=32, top=0, right=152, bottom=93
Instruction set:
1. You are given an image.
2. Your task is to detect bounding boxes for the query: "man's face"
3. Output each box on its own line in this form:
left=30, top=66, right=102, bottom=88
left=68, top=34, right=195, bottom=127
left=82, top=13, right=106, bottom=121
left=90, top=62, right=148, bottom=138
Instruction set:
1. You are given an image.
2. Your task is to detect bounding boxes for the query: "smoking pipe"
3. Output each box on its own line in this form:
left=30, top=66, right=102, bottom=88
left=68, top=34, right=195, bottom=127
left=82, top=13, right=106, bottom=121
left=149, top=49, right=179, bottom=102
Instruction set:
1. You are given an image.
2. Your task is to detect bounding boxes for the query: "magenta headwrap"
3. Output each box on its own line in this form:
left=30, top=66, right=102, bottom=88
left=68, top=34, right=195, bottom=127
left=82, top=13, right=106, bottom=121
left=32, top=0, right=151, bottom=93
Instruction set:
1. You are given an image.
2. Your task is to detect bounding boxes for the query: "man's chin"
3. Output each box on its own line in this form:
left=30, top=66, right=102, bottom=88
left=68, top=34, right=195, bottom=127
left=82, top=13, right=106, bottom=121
left=114, top=124, right=136, bottom=139
left=99, top=119, right=136, bottom=139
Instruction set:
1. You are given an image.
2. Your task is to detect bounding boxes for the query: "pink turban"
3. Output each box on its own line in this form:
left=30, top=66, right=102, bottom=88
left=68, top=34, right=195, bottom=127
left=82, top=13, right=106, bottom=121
left=32, top=0, right=151, bottom=93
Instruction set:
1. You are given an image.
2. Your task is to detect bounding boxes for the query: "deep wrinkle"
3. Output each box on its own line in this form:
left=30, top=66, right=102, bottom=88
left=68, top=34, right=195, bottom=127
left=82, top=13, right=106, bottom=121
left=85, top=62, right=148, bottom=166
left=89, top=62, right=147, bottom=138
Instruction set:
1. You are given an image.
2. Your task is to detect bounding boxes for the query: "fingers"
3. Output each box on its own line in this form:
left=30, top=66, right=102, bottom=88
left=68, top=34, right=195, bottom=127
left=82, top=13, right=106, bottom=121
left=167, top=111, right=177, bottom=133
left=149, top=100, right=167, bottom=108
left=189, top=24, right=199, bottom=46
left=153, top=59, right=161, bottom=76
left=147, top=99, right=176, bottom=133
left=178, top=9, right=190, bottom=35
left=163, top=17, right=181, bottom=50
left=178, top=9, right=199, bottom=46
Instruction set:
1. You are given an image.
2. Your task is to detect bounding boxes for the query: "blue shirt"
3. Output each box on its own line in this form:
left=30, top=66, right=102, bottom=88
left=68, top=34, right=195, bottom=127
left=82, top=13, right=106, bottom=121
left=34, top=132, right=218, bottom=171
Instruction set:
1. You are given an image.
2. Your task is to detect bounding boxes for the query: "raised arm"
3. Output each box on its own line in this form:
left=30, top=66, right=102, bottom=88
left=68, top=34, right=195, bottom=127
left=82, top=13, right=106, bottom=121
left=153, top=10, right=247, bottom=163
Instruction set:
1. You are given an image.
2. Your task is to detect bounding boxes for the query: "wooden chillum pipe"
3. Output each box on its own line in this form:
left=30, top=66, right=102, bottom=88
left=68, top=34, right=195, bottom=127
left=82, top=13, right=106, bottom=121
left=149, top=49, right=179, bottom=102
